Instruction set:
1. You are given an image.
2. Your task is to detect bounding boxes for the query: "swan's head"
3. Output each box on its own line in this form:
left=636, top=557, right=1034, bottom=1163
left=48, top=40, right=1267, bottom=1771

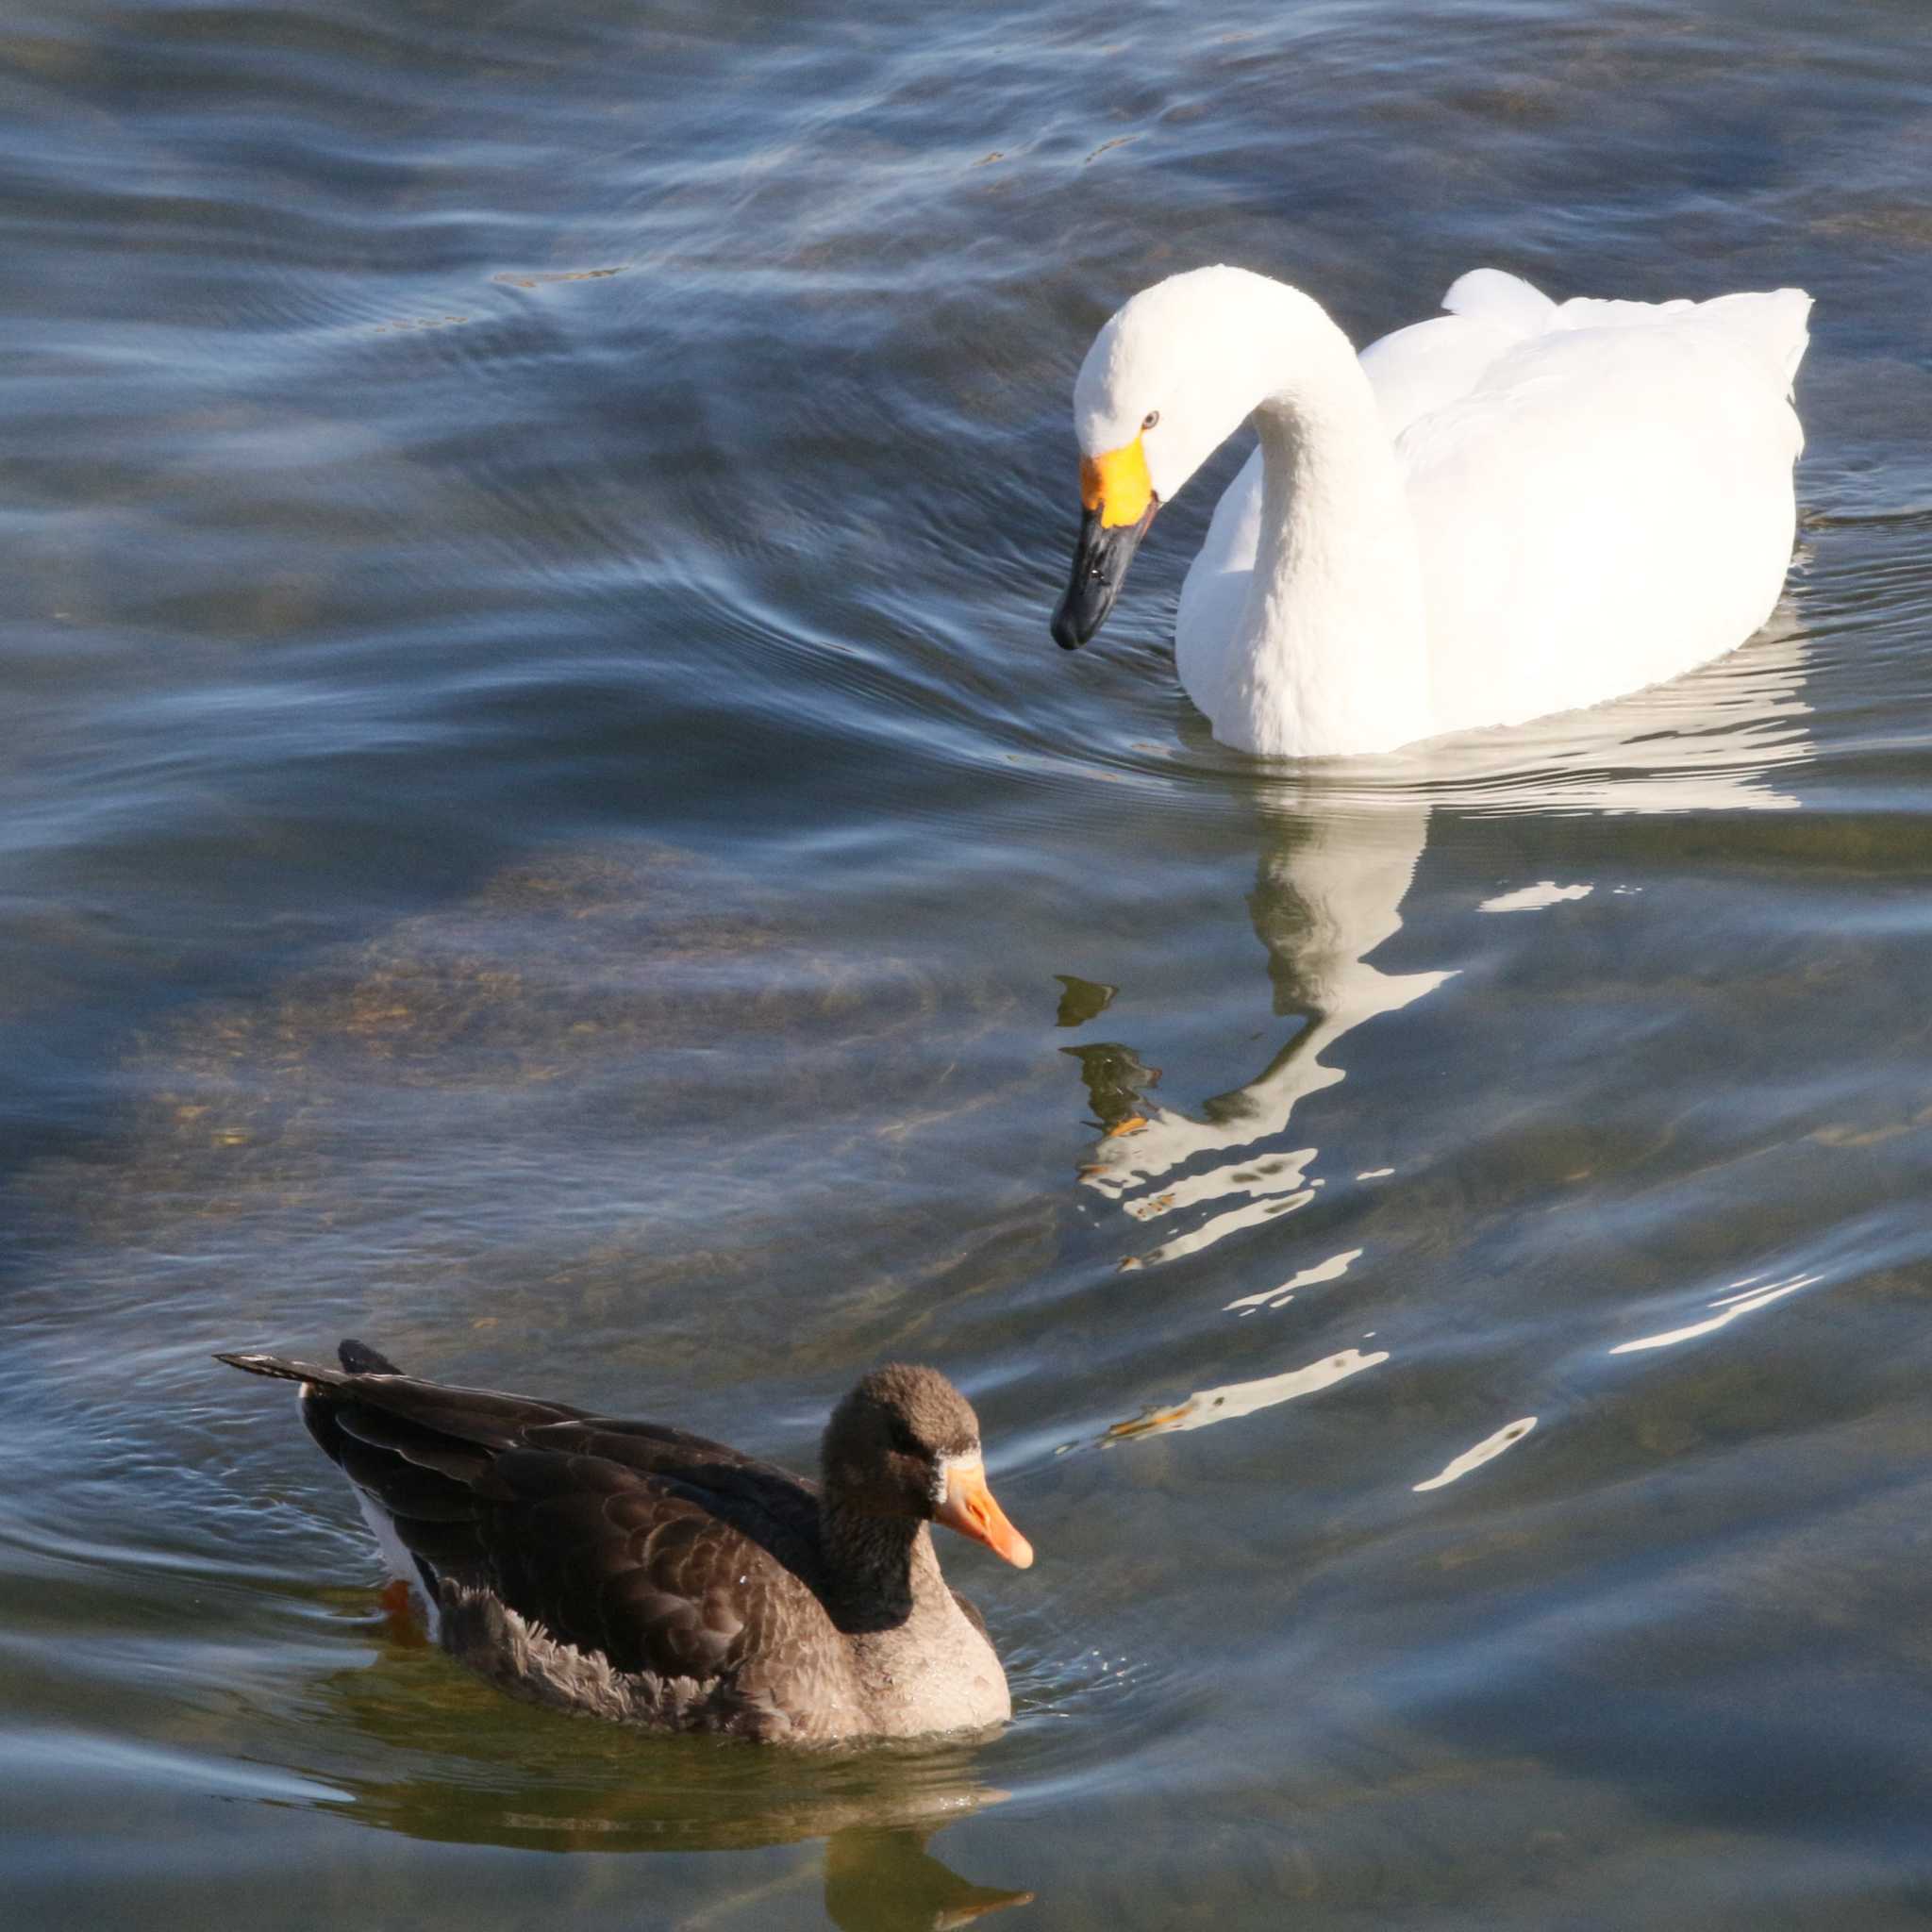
left=1051, top=266, right=1277, bottom=651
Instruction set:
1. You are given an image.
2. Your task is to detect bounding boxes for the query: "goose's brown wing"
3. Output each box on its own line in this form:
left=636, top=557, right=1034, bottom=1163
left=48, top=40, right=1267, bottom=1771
left=460, top=1441, right=829, bottom=1693
left=220, top=1349, right=835, bottom=1708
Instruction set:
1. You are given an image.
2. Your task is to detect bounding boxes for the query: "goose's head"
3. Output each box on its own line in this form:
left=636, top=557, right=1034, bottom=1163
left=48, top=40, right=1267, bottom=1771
left=821, top=1363, right=1034, bottom=1568
left=1052, top=267, right=1277, bottom=651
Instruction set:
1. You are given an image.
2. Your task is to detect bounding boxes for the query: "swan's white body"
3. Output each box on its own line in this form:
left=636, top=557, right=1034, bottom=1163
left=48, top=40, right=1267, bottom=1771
left=1067, top=267, right=1811, bottom=758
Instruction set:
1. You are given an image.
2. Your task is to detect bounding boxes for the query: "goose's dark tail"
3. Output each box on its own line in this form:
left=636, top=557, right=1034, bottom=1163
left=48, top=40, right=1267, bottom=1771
left=337, top=1338, right=402, bottom=1375
left=215, top=1338, right=403, bottom=1385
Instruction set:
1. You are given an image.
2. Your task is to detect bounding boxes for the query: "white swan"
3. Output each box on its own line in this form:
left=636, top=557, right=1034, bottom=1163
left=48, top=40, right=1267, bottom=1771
left=1050, top=266, right=1811, bottom=758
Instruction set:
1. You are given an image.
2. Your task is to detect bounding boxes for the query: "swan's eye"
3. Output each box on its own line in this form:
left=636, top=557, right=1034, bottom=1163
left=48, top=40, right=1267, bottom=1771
left=1141, top=410, right=1160, bottom=432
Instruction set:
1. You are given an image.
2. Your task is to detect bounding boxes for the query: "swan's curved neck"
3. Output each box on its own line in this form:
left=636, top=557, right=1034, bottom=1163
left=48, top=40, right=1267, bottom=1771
left=1221, top=289, right=1431, bottom=758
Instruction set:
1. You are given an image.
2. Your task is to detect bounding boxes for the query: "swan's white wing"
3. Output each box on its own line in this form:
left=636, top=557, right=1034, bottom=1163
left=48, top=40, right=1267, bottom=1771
left=1178, top=272, right=1807, bottom=746
left=1357, top=316, right=1524, bottom=440
left=1440, top=267, right=1561, bottom=333
left=1177, top=270, right=1556, bottom=708
left=1397, top=294, right=1809, bottom=733
left=1357, top=270, right=1557, bottom=437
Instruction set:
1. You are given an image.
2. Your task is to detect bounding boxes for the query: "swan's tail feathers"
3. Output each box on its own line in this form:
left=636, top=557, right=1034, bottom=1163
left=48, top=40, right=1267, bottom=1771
left=1700, top=287, right=1813, bottom=392
left=1542, top=283, right=1812, bottom=394
left=1440, top=268, right=1557, bottom=336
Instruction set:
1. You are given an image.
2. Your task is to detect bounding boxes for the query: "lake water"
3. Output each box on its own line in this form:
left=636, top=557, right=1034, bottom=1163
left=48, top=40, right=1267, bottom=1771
left=6, top=0, right=1932, bottom=1924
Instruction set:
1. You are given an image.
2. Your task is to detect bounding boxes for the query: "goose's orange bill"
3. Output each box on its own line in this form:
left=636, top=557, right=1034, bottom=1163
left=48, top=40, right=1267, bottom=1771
left=936, top=1458, right=1034, bottom=1569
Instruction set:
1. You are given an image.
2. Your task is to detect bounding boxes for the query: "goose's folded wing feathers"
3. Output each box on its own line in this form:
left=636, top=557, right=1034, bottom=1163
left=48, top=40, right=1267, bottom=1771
left=293, top=1367, right=830, bottom=1683
left=471, top=1449, right=796, bottom=1681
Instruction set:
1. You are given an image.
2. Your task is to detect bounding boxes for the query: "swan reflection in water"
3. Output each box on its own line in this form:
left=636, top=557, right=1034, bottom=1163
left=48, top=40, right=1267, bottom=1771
left=278, top=1639, right=1031, bottom=1931
left=1078, top=613, right=1815, bottom=1431
left=1073, top=792, right=1448, bottom=1273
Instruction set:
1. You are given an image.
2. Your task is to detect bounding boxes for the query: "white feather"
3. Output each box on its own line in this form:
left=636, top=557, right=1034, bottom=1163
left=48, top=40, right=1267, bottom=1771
left=354, top=1488, right=441, bottom=1641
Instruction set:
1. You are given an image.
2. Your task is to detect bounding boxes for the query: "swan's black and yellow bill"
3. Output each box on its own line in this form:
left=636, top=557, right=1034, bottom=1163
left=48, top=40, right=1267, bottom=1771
left=1052, top=437, right=1159, bottom=651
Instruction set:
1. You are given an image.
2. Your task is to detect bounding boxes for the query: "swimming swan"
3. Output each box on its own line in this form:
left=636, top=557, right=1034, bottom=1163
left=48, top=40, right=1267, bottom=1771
left=1050, top=267, right=1811, bottom=758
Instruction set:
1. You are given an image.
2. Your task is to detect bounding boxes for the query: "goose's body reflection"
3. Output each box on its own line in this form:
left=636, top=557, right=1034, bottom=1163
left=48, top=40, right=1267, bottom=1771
left=1072, top=616, right=1814, bottom=1280
left=283, top=1642, right=1031, bottom=1928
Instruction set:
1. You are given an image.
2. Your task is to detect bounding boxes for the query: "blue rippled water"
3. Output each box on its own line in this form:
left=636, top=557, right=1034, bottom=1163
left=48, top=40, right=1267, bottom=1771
left=5, top=1, right=1932, bottom=1925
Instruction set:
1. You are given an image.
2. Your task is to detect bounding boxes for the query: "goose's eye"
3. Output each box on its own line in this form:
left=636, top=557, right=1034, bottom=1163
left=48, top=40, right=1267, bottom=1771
left=1142, top=410, right=1160, bottom=431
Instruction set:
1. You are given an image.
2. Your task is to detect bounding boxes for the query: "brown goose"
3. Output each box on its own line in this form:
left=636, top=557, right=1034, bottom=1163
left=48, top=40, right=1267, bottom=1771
left=218, top=1343, right=1033, bottom=1745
